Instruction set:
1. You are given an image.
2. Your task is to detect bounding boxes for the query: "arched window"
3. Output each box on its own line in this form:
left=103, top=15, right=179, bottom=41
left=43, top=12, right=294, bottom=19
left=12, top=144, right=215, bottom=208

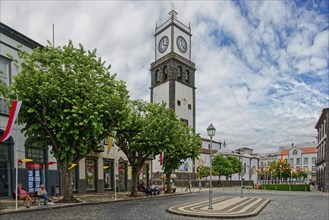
left=293, top=150, right=297, bottom=155
left=155, top=69, right=160, bottom=83
left=185, top=69, right=190, bottom=83
left=178, top=66, right=182, bottom=79
left=163, top=65, right=168, bottom=80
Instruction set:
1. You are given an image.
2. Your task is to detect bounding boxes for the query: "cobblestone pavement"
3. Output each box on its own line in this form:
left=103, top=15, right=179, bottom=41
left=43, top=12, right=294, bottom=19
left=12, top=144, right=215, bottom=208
left=0, top=188, right=328, bottom=220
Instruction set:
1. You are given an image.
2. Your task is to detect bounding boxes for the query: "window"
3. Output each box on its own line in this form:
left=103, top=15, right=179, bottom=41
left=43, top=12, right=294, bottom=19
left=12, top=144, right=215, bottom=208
left=86, top=159, right=97, bottom=191
left=177, top=100, right=181, bottom=106
left=163, top=65, right=168, bottom=80
left=0, top=56, right=11, bottom=86
left=293, top=150, right=298, bottom=155
left=296, top=158, right=300, bottom=165
left=180, top=118, right=188, bottom=125
left=260, top=162, right=263, bottom=167
left=303, top=158, right=308, bottom=165
left=188, top=104, right=191, bottom=110
left=185, top=69, right=190, bottom=83
left=290, top=158, right=293, bottom=165
left=178, top=66, right=182, bottom=79
left=27, top=148, right=45, bottom=164
left=312, top=157, right=316, bottom=164
left=104, top=160, right=114, bottom=190
left=155, top=69, right=160, bottom=83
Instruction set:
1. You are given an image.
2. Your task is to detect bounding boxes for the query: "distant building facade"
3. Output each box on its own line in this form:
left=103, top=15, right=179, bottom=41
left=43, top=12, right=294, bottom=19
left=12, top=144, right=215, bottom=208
left=279, top=144, right=317, bottom=180
left=315, top=108, right=329, bottom=192
left=257, top=153, right=279, bottom=170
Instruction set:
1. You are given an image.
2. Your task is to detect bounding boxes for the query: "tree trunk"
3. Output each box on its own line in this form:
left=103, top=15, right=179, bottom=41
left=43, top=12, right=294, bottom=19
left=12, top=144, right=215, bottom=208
left=130, top=166, right=139, bottom=197
left=58, top=160, right=79, bottom=203
left=166, top=170, right=172, bottom=193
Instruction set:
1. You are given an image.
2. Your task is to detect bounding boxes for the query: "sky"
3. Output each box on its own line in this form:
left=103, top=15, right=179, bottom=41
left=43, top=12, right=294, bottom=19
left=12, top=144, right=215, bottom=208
left=1, top=0, right=328, bottom=153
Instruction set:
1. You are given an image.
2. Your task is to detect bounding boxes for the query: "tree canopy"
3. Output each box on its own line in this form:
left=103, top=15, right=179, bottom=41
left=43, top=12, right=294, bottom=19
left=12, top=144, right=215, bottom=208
left=9, top=41, right=129, bottom=202
left=115, top=100, right=177, bottom=196
left=162, top=121, right=201, bottom=192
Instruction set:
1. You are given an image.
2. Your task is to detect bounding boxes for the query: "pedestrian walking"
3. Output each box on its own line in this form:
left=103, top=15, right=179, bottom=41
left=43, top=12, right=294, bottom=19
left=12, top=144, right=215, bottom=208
left=198, top=181, right=202, bottom=192
left=185, top=180, right=191, bottom=193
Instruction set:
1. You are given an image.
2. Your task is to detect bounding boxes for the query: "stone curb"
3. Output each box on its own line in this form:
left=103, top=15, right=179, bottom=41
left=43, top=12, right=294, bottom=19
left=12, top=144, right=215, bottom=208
left=0, top=192, right=187, bottom=215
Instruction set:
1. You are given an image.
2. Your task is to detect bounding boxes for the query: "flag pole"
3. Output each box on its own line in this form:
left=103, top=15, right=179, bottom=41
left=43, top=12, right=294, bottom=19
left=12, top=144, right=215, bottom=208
left=114, top=144, right=117, bottom=200
left=15, top=99, right=19, bottom=210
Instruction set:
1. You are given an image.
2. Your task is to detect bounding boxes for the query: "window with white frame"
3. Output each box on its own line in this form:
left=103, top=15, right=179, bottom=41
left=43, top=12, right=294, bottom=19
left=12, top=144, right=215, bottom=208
left=303, top=158, right=308, bottom=165
left=293, top=150, right=298, bottom=155
left=0, top=56, right=11, bottom=86
left=312, top=157, right=316, bottom=164
left=296, top=158, right=300, bottom=165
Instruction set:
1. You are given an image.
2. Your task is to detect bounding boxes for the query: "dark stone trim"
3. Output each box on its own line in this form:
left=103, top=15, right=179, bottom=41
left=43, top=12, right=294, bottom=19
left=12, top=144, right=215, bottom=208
left=78, top=179, right=87, bottom=194
left=193, top=88, right=196, bottom=130
left=169, top=80, right=175, bottom=110
left=0, top=40, right=19, bottom=52
left=0, top=22, right=43, bottom=49
left=97, top=179, right=104, bottom=193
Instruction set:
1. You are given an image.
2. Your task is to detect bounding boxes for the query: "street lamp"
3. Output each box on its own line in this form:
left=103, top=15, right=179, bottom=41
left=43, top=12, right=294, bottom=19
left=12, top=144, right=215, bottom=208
left=207, top=124, right=216, bottom=210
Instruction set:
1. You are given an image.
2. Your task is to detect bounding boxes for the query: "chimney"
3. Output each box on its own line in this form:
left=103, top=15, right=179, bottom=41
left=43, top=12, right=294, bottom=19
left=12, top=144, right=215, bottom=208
left=291, top=143, right=294, bottom=148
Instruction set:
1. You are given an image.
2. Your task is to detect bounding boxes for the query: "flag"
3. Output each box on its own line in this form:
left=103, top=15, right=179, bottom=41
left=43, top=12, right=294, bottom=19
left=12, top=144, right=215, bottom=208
left=0, top=100, right=22, bottom=142
left=107, top=136, right=113, bottom=156
left=68, top=163, right=77, bottom=170
left=21, top=158, right=33, bottom=163
left=107, top=131, right=116, bottom=156
left=159, top=152, right=164, bottom=166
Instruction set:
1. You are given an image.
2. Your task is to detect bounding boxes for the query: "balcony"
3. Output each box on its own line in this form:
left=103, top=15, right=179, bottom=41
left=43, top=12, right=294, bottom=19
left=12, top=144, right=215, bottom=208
left=316, top=157, right=325, bottom=165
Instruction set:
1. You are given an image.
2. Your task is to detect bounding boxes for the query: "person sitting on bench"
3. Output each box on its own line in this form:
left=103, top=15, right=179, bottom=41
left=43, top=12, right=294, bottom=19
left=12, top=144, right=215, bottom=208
left=37, top=184, right=51, bottom=205
left=17, top=183, right=34, bottom=208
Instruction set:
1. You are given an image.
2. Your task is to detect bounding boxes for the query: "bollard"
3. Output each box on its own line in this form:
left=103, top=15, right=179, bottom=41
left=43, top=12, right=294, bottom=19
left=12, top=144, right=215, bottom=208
left=235, top=187, right=237, bottom=192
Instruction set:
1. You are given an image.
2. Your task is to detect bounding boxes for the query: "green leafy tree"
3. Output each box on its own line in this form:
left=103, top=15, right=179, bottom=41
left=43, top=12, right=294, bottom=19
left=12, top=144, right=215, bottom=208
left=9, top=41, right=129, bottom=202
left=266, top=159, right=292, bottom=180
left=163, top=122, right=201, bottom=193
left=212, top=154, right=233, bottom=181
left=115, top=100, right=177, bottom=197
left=196, top=166, right=210, bottom=180
left=227, top=156, right=242, bottom=179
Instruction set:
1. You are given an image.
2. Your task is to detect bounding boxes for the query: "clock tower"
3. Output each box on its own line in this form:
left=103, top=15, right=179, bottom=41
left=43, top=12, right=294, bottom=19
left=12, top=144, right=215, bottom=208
left=150, top=10, right=196, bottom=129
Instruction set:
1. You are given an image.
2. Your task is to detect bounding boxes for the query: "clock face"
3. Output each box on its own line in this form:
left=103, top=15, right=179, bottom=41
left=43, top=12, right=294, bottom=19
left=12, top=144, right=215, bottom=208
left=158, top=36, right=169, bottom=53
left=176, top=36, right=187, bottom=53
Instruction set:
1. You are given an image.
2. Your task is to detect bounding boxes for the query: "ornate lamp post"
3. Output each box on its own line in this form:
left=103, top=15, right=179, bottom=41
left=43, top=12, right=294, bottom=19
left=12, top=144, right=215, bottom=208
left=207, top=124, right=216, bottom=210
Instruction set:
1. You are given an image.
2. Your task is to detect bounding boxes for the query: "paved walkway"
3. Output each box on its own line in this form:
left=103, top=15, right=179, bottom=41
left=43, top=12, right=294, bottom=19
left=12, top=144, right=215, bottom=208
left=1, top=187, right=271, bottom=218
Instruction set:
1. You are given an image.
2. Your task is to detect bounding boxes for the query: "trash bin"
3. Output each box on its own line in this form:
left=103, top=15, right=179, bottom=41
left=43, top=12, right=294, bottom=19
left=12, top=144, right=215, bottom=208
left=54, top=185, right=60, bottom=196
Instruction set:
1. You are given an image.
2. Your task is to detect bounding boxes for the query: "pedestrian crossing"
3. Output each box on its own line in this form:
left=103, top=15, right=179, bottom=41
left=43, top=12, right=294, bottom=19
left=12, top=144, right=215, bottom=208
left=167, top=196, right=270, bottom=218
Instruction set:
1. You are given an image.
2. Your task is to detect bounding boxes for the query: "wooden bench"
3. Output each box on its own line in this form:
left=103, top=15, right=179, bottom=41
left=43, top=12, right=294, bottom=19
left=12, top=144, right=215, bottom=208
left=12, top=191, right=41, bottom=206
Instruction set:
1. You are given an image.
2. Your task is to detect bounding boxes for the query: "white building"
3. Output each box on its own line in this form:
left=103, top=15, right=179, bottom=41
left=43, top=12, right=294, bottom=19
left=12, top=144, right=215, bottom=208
left=196, top=143, right=259, bottom=183
left=279, top=144, right=317, bottom=180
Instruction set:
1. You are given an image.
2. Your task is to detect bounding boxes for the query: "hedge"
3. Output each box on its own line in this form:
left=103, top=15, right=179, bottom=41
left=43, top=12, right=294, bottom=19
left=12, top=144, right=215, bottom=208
left=259, top=184, right=310, bottom=191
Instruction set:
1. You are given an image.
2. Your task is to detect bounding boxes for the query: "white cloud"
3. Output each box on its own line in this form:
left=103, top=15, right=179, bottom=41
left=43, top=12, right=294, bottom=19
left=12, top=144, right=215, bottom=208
left=1, top=1, right=327, bottom=153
